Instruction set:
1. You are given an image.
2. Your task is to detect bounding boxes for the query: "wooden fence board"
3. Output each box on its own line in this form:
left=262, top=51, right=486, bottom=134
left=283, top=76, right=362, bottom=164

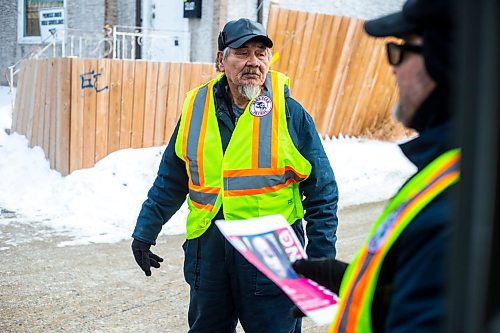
left=351, top=37, right=382, bottom=134
left=270, top=6, right=290, bottom=71
left=22, top=60, right=37, bottom=142
left=70, top=58, right=85, bottom=172
left=12, top=61, right=26, bottom=133
left=35, top=59, right=48, bottom=148
left=187, top=62, right=202, bottom=92
left=153, top=62, right=169, bottom=146
left=278, top=9, right=298, bottom=73
left=317, top=16, right=351, bottom=136
left=307, top=14, right=334, bottom=119
left=131, top=60, right=147, bottom=148
left=70, top=58, right=84, bottom=170
left=120, top=60, right=136, bottom=149
left=142, top=61, right=159, bottom=147
left=107, top=59, right=123, bottom=155
left=267, top=4, right=279, bottom=43
left=299, top=13, right=326, bottom=116
left=285, top=11, right=316, bottom=95
left=176, top=63, right=192, bottom=123
left=55, top=58, right=71, bottom=175
left=95, top=58, right=111, bottom=162
left=341, top=20, right=373, bottom=134
left=48, top=58, right=59, bottom=169
left=312, top=15, right=343, bottom=132
left=284, top=10, right=308, bottom=81
left=82, top=58, right=98, bottom=168
left=200, top=63, right=217, bottom=84
left=164, top=62, right=182, bottom=142
left=42, top=59, right=55, bottom=161
left=324, top=18, right=360, bottom=136
left=31, top=59, right=46, bottom=148
left=15, top=60, right=30, bottom=136
left=26, top=60, right=39, bottom=145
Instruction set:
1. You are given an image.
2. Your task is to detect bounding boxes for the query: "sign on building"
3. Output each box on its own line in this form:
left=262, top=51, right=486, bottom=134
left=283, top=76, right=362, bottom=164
left=183, top=0, right=202, bottom=18
left=39, top=7, right=65, bottom=41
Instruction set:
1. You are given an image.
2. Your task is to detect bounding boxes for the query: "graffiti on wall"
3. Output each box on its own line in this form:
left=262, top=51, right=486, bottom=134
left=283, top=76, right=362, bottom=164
left=80, top=70, right=108, bottom=92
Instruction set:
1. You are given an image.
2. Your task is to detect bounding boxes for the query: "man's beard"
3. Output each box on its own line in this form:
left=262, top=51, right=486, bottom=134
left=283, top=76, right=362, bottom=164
left=238, top=84, right=261, bottom=101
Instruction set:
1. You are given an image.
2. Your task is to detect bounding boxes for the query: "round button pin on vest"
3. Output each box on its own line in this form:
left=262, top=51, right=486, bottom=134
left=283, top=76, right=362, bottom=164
left=250, top=95, right=273, bottom=117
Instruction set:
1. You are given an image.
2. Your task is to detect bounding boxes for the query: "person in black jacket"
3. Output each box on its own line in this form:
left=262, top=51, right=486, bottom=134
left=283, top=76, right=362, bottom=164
left=293, top=0, right=458, bottom=332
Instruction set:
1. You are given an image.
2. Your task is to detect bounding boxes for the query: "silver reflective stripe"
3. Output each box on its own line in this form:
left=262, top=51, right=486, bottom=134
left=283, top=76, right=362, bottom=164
left=257, top=104, right=273, bottom=168
left=257, top=73, right=274, bottom=168
left=224, top=170, right=305, bottom=191
left=263, top=73, right=273, bottom=100
left=186, top=85, right=209, bottom=186
left=189, top=189, right=218, bottom=206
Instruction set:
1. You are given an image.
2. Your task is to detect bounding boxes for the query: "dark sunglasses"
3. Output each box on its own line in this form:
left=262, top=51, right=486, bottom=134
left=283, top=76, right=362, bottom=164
left=386, top=42, right=423, bottom=66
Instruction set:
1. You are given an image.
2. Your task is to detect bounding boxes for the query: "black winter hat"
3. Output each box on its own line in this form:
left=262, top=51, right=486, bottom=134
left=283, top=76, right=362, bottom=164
left=218, top=18, right=273, bottom=51
left=364, top=0, right=455, bottom=86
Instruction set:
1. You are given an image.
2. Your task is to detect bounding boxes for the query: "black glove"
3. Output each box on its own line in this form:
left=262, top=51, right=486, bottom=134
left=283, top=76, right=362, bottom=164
left=292, top=258, right=348, bottom=295
left=132, top=239, right=164, bottom=276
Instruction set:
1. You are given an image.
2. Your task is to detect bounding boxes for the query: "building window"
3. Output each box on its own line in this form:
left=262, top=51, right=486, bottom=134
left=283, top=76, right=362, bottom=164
left=19, top=0, right=64, bottom=43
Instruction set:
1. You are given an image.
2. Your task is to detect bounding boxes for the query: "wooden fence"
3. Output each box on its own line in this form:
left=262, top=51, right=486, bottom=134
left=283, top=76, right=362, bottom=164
left=267, top=5, right=400, bottom=138
left=12, top=6, right=402, bottom=175
left=12, top=59, right=216, bottom=175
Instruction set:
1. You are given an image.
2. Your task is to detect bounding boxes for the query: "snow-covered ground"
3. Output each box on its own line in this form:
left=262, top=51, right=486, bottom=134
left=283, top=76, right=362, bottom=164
left=0, top=86, right=416, bottom=246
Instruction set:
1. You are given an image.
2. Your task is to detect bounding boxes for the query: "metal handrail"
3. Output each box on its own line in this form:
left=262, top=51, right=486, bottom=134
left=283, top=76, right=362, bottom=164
left=7, top=25, right=191, bottom=92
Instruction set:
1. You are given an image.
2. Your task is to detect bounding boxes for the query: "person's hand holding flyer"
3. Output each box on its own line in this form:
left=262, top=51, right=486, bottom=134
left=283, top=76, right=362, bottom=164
left=215, top=215, right=338, bottom=325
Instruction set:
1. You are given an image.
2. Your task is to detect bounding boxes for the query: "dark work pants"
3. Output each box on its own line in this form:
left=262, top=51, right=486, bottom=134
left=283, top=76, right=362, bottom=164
left=183, top=222, right=303, bottom=333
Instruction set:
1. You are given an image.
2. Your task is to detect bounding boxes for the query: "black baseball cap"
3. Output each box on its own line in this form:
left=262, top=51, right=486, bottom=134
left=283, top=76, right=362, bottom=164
left=364, top=0, right=449, bottom=38
left=364, top=0, right=454, bottom=85
left=218, top=18, right=273, bottom=51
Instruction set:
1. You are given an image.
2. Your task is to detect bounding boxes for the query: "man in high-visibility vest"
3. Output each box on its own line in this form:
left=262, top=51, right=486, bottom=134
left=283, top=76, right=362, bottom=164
left=131, top=18, right=339, bottom=332
left=293, top=0, right=459, bottom=332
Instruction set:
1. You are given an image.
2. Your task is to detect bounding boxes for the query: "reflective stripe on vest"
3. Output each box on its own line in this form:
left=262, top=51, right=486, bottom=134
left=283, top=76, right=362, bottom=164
left=330, top=148, right=460, bottom=333
left=222, top=71, right=309, bottom=198
left=179, top=77, right=222, bottom=212
left=175, top=71, right=311, bottom=239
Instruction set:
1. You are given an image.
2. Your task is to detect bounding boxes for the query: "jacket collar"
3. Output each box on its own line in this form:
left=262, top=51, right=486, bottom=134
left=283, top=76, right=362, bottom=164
left=399, top=121, right=457, bottom=171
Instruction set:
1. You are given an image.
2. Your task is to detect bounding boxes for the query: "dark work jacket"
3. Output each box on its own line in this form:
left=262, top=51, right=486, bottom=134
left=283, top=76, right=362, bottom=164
left=132, top=75, right=339, bottom=259
left=371, top=121, right=458, bottom=333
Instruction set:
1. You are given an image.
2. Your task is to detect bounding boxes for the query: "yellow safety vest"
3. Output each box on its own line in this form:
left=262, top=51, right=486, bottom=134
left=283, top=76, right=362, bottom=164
left=175, top=70, right=312, bottom=239
left=330, top=148, right=460, bottom=333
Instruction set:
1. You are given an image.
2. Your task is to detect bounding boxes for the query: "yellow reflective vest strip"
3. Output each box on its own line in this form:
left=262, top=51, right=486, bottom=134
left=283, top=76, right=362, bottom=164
left=330, top=148, right=460, bottom=333
left=175, top=71, right=311, bottom=239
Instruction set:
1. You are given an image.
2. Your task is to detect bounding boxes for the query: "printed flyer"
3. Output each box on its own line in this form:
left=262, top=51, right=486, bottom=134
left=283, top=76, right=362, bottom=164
left=215, top=215, right=338, bottom=325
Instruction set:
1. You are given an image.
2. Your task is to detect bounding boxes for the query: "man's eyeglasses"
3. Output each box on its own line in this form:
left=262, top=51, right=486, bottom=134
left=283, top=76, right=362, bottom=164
left=386, top=42, right=423, bottom=66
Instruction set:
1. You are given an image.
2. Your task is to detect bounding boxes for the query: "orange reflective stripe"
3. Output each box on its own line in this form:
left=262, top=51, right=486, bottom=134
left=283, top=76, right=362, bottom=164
left=252, top=115, right=260, bottom=168
left=347, top=254, right=382, bottom=330
left=331, top=246, right=370, bottom=332
left=190, top=200, right=215, bottom=211
left=406, top=152, right=459, bottom=198
left=189, top=184, right=220, bottom=194
left=271, top=71, right=279, bottom=169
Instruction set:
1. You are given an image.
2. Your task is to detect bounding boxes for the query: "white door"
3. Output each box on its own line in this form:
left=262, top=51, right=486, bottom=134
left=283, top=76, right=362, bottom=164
left=141, top=0, right=190, bottom=62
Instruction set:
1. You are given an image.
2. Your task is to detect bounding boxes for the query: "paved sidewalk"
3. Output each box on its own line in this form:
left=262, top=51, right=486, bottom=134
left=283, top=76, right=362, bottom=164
left=0, top=201, right=385, bottom=332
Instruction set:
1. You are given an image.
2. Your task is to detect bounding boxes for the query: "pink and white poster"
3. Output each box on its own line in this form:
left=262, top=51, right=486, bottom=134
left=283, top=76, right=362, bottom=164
left=215, top=215, right=338, bottom=325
